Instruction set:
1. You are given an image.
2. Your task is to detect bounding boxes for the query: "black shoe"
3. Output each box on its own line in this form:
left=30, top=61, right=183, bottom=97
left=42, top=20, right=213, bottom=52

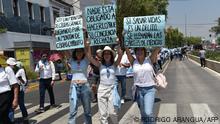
left=23, top=116, right=29, bottom=121
left=92, top=98, right=97, bottom=103
left=35, top=108, right=45, bottom=113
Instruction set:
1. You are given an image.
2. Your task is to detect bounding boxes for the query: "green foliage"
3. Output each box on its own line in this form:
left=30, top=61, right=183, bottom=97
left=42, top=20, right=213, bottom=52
left=25, top=67, right=38, bottom=80
left=210, top=18, right=220, bottom=35
left=217, top=37, right=220, bottom=45
left=165, top=26, right=184, bottom=48
left=0, top=27, right=7, bottom=33
left=185, top=36, right=202, bottom=45
left=191, top=50, right=220, bottom=62
left=116, top=0, right=169, bottom=38
left=165, top=27, right=202, bottom=48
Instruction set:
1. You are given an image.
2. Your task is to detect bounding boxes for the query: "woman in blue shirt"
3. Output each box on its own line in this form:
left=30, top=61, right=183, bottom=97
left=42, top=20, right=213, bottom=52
left=67, top=48, right=92, bottom=124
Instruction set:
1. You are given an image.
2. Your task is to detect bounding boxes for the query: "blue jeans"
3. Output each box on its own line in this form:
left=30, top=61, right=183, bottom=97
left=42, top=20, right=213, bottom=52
left=69, top=83, right=92, bottom=124
left=39, top=78, right=55, bottom=108
left=19, top=91, right=28, bottom=117
left=116, top=76, right=126, bottom=99
left=136, top=86, right=156, bottom=124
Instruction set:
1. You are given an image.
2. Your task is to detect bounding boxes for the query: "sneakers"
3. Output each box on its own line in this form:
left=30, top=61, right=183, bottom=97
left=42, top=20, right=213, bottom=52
left=35, top=108, right=45, bottom=113
left=121, top=99, right=125, bottom=104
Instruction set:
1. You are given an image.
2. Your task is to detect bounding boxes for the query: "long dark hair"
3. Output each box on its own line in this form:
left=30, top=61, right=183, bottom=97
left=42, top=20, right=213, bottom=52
left=72, top=48, right=85, bottom=61
left=134, top=47, right=147, bottom=57
left=101, top=50, right=114, bottom=66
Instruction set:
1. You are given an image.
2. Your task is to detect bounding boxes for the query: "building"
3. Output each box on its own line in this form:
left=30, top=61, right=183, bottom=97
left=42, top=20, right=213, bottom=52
left=0, top=0, right=73, bottom=68
left=0, top=0, right=114, bottom=67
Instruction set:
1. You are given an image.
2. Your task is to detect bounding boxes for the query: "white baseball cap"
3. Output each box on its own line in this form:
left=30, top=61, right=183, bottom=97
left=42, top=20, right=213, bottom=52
left=6, top=57, right=17, bottom=65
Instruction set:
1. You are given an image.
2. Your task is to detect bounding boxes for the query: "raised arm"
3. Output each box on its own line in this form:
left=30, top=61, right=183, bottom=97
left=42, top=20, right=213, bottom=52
left=84, top=40, right=100, bottom=67
left=125, top=48, right=135, bottom=65
left=150, top=47, right=160, bottom=64
left=115, top=45, right=123, bottom=66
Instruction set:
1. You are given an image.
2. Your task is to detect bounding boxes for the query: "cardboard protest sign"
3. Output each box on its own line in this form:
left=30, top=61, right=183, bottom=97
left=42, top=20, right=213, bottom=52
left=124, top=15, right=165, bottom=47
left=85, top=4, right=117, bottom=46
left=55, top=14, right=84, bottom=50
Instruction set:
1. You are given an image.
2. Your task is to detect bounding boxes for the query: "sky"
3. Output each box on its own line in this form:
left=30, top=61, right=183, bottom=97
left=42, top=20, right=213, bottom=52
left=167, top=0, right=220, bottom=40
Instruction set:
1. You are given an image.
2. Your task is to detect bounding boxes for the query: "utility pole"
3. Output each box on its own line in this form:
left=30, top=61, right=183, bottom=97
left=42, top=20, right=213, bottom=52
left=185, top=14, right=187, bottom=37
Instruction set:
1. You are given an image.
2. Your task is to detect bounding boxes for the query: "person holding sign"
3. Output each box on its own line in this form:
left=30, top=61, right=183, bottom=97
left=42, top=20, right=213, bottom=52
left=125, top=47, right=160, bottom=124
left=67, top=47, right=92, bottom=124
left=85, top=41, right=123, bottom=124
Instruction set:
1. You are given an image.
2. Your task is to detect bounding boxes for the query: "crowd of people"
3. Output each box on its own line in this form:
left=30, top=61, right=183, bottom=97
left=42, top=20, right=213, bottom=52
left=1, top=38, right=163, bottom=124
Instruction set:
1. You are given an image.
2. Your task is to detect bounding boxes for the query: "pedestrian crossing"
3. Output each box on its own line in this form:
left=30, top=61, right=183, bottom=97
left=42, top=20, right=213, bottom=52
left=14, top=102, right=220, bottom=124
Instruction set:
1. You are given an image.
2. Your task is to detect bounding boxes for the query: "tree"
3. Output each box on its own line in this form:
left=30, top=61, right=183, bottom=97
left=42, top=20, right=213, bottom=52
left=184, top=36, right=201, bottom=45
left=165, top=26, right=184, bottom=48
left=210, top=18, right=220, bottom=35
left=217, top=37, right=220, bottom=45
left=0, top=13, right=7, bottom=33
left=116, top=0, right=169, bottom=38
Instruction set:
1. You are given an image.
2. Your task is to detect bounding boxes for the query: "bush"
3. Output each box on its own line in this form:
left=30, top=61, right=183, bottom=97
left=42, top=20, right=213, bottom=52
left=190, top=50, right=220, bottom=62
left=25, top=67, right=38, bottom=80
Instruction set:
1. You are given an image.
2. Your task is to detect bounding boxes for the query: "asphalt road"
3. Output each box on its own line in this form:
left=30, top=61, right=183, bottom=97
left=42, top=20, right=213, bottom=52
left=14, top=59, right=220, bottom=124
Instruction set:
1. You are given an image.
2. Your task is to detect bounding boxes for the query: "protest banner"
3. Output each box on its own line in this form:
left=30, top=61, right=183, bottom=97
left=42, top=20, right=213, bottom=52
left=55, top=14, right=84, bottom=50
left=124, top=15, right=165, bottom=47
left=85, top=4, right=117, bottom=46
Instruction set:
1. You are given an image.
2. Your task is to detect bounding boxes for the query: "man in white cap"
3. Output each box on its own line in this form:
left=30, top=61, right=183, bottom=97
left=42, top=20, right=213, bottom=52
left=0, top=58, right=19, bottom=124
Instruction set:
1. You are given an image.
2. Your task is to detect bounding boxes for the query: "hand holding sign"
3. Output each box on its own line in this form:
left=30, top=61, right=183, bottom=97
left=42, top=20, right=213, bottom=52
left=85, top=4, right=117, bottom=46
left=124, top=15, right=165, bottom=47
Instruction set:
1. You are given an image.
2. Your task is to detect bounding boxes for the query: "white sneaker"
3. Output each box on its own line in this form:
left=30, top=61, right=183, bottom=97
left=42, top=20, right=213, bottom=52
left=121, top=99, right=125, bottom=104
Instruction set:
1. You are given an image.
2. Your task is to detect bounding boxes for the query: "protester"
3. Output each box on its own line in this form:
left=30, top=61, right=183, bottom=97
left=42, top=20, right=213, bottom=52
left=15, top=61, right=28, bottom=120
left=157, top=51, right=162, bottom=70
left=199, top=47, right=206, bottom=67
left=86, top=41, right=123, bottom=124
left=67, top=48, right=92, bottom=124
left=0, top=58, right=19, bottom=124
left=35, top=53, right=56, bottom=113
left=90, top=49, right=102, bottom=103
left=125, top=47, right=160, bottom=124
left=115, top=51, right=130, bottom=104
left=55, top=59, right=63, bottom=80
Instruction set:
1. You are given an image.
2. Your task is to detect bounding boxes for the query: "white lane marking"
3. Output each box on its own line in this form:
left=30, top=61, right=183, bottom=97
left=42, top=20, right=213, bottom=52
left=30, top=103, right=69, bottom=123
left=15, top=103, right=49, bottom=118
left=157, top=104, right=177, bottom=124
left=15, top=103, right=32, bottom=111
left=52, top=103, right=96, bottom=124
left=189, top=58, right=220, bottom=78
left=119, top=102, right=141, bottom=124
left=190, top=103, right=219, bottom=124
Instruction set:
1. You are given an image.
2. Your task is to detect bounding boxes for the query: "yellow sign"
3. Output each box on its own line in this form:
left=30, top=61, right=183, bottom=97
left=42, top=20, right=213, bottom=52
left=15, top=48, right=30, bottom=68
left=0, top=55, right=7, bottom=67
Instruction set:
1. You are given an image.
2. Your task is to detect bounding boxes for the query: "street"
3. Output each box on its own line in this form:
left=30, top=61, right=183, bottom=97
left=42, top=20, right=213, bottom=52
left=14, top=59, right=220, bottom=124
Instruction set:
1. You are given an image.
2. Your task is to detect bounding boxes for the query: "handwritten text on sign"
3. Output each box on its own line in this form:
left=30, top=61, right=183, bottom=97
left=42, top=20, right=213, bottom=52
left=85, top=4, right=117, bottom=46
left=55, top=15, right=84, bottom=50
left=124, top=15, right=165, bottom=47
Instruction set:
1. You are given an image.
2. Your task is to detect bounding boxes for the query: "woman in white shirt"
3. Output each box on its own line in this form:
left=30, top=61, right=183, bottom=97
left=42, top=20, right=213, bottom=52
left=86, top=42, right=123, bottom=124
left=125, top=47, right=160, bottom=124
left=15, top=61, right=28, bottom=120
